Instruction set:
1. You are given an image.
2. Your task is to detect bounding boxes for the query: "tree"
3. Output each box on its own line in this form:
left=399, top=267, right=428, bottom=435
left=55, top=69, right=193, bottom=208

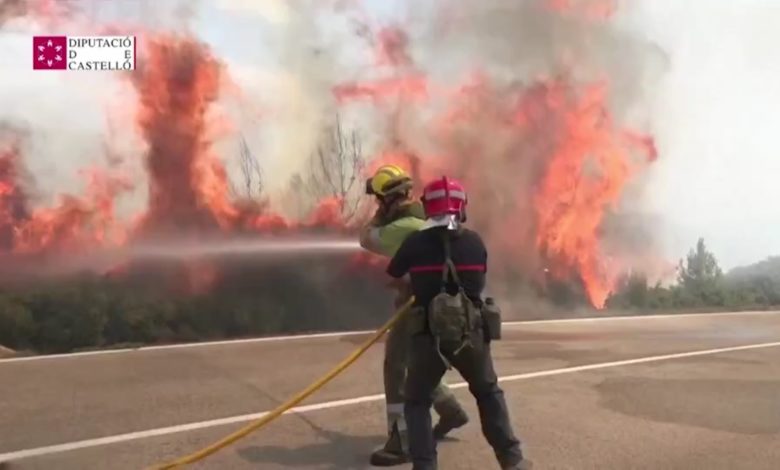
left=305, top=114, right=366, bottom=221
left=606, top=271, right=651, bottom=310
left=23, top=279, right=109, bottom=353
left=230, top=135, right=264, bottom=200
left=678, top=238, right=722, bottom=285
left=0, top=294, right=34, bottom=349
left=622, top=272, right=650, bottom=308
left=677, top=238, right=725, bottom=306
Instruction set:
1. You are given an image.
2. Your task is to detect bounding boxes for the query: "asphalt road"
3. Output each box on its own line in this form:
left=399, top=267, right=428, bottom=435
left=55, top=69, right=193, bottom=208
left=1, top=311, right=780, bottom=470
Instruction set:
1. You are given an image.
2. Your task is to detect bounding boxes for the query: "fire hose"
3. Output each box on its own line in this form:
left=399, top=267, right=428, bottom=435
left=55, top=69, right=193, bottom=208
left=148, top=296, right=415, bottom=470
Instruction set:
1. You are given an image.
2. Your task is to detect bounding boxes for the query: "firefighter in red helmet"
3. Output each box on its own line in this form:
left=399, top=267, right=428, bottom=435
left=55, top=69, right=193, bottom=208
left=360, top=165, right=469, bottom=466
left=385, top=176, right=531, bottom=470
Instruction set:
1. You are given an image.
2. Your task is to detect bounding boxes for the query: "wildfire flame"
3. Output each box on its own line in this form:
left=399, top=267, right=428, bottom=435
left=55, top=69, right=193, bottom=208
left=13, top=169, right=133, bottom=254
left=0, top=35, right=359, bottom=292
left=131, top=35, right=354, bottom=240
left=0, top=1, right=661, bottom=308
left=333, top=6, right=658, bottom=309
left=131, top=35, right=236, bottom=234
left=0, top=131, right=132, bottom=255
left=527, top=80, right=655, bottom=308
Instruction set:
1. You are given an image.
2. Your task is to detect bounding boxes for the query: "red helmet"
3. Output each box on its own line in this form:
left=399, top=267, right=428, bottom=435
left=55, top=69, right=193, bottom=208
left=421, top=176, right=468, bottom=221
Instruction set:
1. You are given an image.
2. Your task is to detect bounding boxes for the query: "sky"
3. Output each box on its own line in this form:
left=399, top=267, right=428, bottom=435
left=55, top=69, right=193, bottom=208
left=1, top=0, right=779, bottom=269
left=616, top=0, right=780, bottom=268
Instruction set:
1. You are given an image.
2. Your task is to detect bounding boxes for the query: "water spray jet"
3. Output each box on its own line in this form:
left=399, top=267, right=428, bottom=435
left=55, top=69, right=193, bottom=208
left=126, top=238, right=363, bottom=260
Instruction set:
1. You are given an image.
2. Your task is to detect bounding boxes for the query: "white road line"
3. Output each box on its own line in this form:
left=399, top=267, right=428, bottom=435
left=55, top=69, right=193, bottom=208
left=2, top=309, right=778, bottom=364
left=0, top=330, right=374, bottom=364
left=2, top=339, right=779, bottom=462
left=505, top=309, right=780, bottom=326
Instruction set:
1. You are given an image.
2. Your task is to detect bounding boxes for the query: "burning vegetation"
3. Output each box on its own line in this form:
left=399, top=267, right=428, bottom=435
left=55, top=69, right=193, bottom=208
left=0, top=0, right=671, bottom=353
left=335, top=1, right=660, bottom=308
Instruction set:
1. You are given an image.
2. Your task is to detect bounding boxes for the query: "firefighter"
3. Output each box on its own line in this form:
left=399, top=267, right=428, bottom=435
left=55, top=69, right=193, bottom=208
left=360, top=164, right=469, bottom=467
left=385, top=176, right=531, bottom=470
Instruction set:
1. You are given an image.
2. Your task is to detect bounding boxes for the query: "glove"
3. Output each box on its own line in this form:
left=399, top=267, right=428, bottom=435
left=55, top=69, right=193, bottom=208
left=373, top=197, right=406, bottom=225
left=369, top=206, right=388, bottom=226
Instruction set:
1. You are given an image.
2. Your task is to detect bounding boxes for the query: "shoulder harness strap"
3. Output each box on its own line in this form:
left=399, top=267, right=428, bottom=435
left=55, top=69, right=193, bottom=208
left=439, top=231, right=464, bottom=291
left=434, top=231, right=472, bottom=366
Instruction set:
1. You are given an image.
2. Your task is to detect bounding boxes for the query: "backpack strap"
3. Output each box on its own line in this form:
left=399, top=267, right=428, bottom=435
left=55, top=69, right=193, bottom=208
left=431, top=230, right=474, bottom=367
left=439, top=232, right=464, bottom=292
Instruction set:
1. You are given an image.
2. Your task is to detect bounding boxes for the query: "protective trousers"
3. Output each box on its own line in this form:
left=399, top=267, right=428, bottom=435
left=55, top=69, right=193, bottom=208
left=382, top=305, right=466, bottom=454
left=404, top=331, right=524, bottom=470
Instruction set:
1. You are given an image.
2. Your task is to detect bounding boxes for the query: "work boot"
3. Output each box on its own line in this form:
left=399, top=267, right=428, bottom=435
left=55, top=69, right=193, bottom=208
left=369, top=446, right=409, bottom=467
left=370, top=448, right=409, bottom=467
left=432, top=408, right=469, bottom=440
left=369, top=428, right=409, bottom=466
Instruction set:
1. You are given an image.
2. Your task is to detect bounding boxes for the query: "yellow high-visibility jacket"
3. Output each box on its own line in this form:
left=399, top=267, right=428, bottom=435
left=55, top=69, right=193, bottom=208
left=359, top=201, right=426, bottom=257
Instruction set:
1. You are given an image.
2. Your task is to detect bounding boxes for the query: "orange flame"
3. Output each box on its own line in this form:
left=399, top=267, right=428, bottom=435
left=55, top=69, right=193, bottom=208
left=0, top=5, right=660, bottom=308
left=333, top=75, right=429, bottom=104
left=1, top=131, right=134, bottom=255
left=13, top=169, right=133, bottom=254
left=0, top=34, right=360, bottom=288
left=131, top=34, right=231, bottom=234
left=335, top=23, right=658, bottom=308
left=526, top=80, right=655, bottom=308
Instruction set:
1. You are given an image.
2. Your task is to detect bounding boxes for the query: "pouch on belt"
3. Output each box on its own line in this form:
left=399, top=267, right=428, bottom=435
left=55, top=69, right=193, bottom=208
left=481, top=297, right=502, bottom=341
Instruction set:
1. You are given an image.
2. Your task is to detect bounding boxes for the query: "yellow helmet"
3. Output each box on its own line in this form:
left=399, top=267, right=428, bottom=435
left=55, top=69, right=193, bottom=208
left=366, top=164, right=413, bottom=197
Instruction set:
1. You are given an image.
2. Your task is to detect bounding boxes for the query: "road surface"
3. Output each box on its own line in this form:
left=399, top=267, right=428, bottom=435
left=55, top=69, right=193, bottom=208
left=1, top=311, right=780, bottom=470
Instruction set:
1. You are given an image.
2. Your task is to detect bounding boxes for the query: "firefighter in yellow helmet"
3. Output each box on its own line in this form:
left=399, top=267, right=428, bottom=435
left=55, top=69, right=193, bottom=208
left=360, top=164, right=469, bottom=467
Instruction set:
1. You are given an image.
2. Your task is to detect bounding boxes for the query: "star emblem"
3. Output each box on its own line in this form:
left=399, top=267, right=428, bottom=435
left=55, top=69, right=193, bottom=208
left=32, top=36, right=67, bottom=70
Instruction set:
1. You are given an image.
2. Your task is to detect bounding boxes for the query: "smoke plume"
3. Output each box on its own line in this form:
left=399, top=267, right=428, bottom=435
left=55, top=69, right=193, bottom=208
left=0, top=0, right=669, bottom=312
left=329, top=0, right=668, bottom=307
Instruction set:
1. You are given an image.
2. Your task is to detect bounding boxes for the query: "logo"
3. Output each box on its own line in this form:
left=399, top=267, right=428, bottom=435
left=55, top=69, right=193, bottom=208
left=33, top=36, right=67, bottom=70
left=32, top=35, right=136, bottom=71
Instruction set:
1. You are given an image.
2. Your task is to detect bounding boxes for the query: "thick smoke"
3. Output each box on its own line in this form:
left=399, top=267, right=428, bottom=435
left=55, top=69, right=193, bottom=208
left=0, top=0, right=390, bottom=334
left=322, top=0, right=668, bottom=308
left=431, top=0, right=669, bottom=290
left=0, top=124, right=30, bottom=250
left=0, top=0, right=669, bottom=315
left=0, top=0, right=26, bottom=26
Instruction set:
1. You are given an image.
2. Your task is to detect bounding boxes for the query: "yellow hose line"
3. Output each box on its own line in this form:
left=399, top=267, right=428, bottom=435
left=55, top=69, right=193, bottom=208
left=149, top=297, right=414, bottom=470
